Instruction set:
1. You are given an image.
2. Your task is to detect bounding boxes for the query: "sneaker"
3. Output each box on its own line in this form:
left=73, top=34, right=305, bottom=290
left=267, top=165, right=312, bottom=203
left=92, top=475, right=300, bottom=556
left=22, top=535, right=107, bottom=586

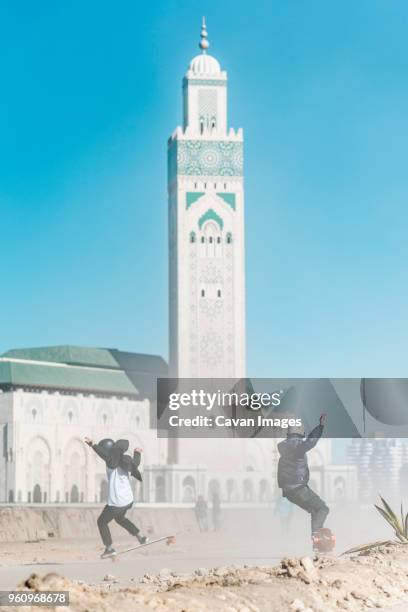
left=136, top=534, right=149, bottom=545
left=101, top=546, right=116, bottom=558
left=312, top=528, right=335, bottom=553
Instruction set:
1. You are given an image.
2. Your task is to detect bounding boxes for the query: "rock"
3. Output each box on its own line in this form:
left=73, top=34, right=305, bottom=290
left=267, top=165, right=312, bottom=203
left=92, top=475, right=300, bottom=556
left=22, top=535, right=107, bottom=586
left=286, top=557, right=298, bottom=567
left=214, top=566, right=229, bottom=577
left=300, top=557, right=319, bottom=581
left=103, top=574, right=116, bottom=582
left=140, top=573, right=154, bottom=583
left=290, top=599, right=305, bottom=611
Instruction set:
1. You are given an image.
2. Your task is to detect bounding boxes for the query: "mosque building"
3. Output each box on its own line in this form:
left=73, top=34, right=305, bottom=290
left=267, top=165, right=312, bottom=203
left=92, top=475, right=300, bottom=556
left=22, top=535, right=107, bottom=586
left=0, top=20, right=354, bottom=506
left=0, top=346, right=167, bottom=503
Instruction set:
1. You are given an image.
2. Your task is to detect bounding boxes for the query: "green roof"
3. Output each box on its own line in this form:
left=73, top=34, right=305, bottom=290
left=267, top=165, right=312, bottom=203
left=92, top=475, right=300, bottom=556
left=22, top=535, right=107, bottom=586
left=0, top=345, right=168, bottom=398
left=3, top=346, right=120, bottom=369
left=0, top=360, right=136, bottom=396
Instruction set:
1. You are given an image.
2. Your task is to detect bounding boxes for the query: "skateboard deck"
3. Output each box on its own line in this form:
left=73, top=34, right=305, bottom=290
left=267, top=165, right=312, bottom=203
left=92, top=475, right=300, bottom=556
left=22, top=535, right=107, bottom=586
left=104, top=535, right=176, bottom=560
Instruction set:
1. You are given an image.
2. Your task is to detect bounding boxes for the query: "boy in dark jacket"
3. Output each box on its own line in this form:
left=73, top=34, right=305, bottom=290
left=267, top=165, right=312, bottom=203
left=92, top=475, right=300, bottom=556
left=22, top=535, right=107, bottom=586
left=277, top=414, right=329, bottom=544
left=85, top=437, right=148, bottom=558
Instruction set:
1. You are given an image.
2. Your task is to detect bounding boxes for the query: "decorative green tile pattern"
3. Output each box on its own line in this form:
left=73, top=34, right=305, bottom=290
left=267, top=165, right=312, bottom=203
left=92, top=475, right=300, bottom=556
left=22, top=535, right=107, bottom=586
left=186, top=192, right=205, bottom=208
left=168, top=140, right=243, bottom=178
left=216, top=192, right=236, bottom=210
left=198, top=209, right=224, bottom=230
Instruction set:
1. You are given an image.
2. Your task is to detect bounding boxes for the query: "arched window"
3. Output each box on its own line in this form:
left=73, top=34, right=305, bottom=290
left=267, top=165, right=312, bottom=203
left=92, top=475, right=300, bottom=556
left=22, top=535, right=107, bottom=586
left=226, top=479, right=237, bottom=502
left=200, top=118, right=204, bottom=134
left=33, top=484, right=42, bottom=503
left=259, top=479, right=271, bottom=502
left=226, top=233, right=232, bottom=244
left=68, top=410, right=73, bottom=424
left=243, top=479, right=254, bottom=502
left=182, top=476, right=196, bottom=502
left=211, top=116, right=216, bottom=129
left=201, top=236, right=205, bottom=244
left=155, top=476, right=166, bottom=502
left=70, top=485, right=79, bottom=503
left=32, top=409, right=37, bottom=422
left=208, top=479, right=220, bottom=498
left=201, top=289, right=205, bottom=298
left=209, top=236, right=213, bottom=244
left=217, top=289, right=222, bottom=298
left=217, top=237, right=221, bottom=244
left=100, top=480, right=108, bottom=503
left=190, top=231, right=196, bottom=244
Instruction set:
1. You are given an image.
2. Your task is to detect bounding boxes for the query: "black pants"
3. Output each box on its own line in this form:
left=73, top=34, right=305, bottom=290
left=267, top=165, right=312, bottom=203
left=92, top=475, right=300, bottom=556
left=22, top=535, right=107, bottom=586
left=284, top=485, right=329, bottom=535
left=97, top=503, right=139, bottom=547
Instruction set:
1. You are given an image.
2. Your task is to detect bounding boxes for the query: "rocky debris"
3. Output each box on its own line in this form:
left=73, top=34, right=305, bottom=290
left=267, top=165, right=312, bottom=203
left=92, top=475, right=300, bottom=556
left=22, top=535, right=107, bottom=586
left=290, top=600, right=314, bottom=612
left=278, top=556, right=319, bottom=583
left=136, top=564, right=277, bottom=592
left=103, top=574, right=117, bottom=582
left=5, top=545, right=408, bottom=612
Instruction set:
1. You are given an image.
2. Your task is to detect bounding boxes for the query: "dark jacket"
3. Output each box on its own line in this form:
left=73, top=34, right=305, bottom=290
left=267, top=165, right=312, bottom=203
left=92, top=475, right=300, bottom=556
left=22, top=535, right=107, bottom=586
left=277, top=425, right=323, bottom=491
left=92, top=444, right=143, bottom=482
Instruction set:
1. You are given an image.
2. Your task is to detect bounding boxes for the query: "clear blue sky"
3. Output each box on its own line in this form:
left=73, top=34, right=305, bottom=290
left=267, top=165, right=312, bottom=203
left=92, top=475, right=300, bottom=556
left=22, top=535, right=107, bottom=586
left=1, top=0, right=407, bottom=377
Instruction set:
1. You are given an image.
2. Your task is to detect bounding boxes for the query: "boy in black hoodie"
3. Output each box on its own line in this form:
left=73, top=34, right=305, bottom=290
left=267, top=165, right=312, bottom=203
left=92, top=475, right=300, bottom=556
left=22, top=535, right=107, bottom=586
left=277, top=414, right=329, bottom=545
left=85, top=437, right=148, bottom=558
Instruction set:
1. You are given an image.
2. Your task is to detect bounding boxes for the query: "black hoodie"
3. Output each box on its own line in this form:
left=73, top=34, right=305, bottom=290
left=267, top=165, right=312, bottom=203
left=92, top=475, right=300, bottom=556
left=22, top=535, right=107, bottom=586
left=277, top=425, right=323, bottom=491
left=92, top=443, right=143, bottom=482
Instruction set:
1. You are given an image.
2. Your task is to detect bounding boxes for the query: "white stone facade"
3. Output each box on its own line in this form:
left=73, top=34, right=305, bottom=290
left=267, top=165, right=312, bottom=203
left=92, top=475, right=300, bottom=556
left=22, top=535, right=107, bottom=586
left=0, top=389, right=167, bottom=503
left=168, top=24, right=245, bottom=378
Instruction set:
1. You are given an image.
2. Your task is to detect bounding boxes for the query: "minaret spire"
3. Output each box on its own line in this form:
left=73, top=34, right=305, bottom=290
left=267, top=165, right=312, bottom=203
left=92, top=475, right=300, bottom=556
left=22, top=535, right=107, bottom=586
left=199, top=16, right=210, bottom=53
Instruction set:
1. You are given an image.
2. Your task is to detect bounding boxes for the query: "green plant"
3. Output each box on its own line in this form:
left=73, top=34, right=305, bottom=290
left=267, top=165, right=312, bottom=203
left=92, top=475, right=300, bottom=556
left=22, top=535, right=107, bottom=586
left=341, top=496, right=408, bottom=555
left=374, top=495, right=408, bottom=543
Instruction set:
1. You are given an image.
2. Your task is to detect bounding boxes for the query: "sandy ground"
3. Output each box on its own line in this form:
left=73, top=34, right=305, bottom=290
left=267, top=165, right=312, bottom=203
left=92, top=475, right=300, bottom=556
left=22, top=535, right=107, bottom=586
left=0, top=504, right=406, bottom=611
left=0, top=530, right=308, bottom=590
left=1, top=542, right=408, bottom=611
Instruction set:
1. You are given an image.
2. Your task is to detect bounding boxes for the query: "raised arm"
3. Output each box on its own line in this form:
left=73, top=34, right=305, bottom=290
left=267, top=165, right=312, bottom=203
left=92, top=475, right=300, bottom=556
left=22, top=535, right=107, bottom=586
left=133, top=447, right=142, bottom=468
left=84, top=437, right=109, bottom=462
left=131, top=447, right=143, bottom=481
left=295, top=414, right=326, bottom=454
left=300, top=424, right=323, bottom=452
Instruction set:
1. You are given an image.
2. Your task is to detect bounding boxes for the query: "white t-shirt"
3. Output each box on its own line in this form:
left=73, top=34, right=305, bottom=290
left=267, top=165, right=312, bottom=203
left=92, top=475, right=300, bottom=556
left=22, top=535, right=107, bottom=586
left=106, top=466, right=134, bottom=507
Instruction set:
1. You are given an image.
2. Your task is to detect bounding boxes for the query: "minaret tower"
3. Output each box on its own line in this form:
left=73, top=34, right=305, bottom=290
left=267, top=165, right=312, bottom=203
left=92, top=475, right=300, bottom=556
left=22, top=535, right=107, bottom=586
left=168, top=18, right=245, bottom=378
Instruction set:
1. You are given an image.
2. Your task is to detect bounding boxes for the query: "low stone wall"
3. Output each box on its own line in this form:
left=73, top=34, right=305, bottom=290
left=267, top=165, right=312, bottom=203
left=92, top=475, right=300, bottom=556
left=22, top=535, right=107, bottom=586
left=0, top=505, right=198, bottom=542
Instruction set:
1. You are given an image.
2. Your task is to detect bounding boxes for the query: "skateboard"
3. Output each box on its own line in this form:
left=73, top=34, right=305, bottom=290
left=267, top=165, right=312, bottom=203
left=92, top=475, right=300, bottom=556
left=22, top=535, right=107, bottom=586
left=104, top=535, right=176, bottom=560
